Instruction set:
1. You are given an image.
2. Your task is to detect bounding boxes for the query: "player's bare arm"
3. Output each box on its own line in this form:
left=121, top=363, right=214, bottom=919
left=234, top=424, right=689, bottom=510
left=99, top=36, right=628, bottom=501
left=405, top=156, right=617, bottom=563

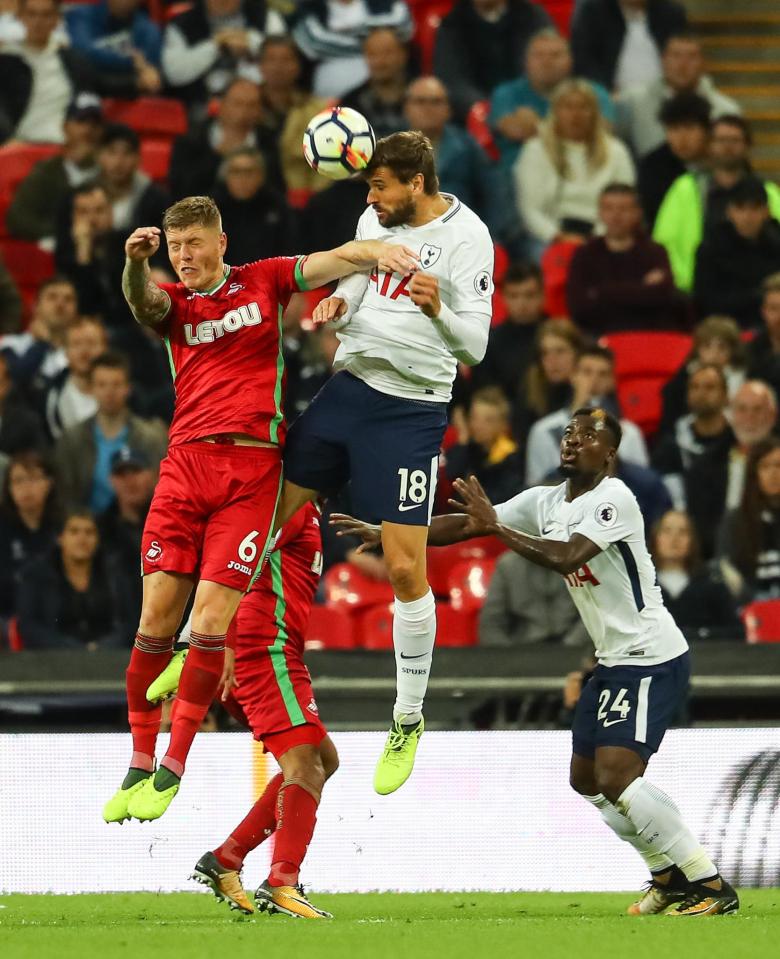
left=301, top=240, right=419, bottom=288
left=122, top=227, right=171, bottom=327
left=450, top=476, right=602, bottom=575
left=330, top=510, right=481, bottom=549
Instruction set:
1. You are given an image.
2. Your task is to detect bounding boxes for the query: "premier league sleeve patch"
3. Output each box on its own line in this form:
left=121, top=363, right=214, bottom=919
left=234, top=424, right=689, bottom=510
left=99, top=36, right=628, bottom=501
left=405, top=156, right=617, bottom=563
left=474, top=271, right=493, bottom=295
left=595, top=503, right=618, bottom=527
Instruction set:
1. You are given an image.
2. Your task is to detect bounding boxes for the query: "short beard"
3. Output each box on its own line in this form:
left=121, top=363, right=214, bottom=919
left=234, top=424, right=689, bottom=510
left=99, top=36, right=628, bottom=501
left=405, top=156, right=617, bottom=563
left=379, top=197, right=416, bottom=228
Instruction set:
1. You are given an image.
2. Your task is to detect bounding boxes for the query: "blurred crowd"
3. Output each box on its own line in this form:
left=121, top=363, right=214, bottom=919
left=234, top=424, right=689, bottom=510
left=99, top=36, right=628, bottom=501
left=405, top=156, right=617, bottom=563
left=0, top=0, right=777, bottom=652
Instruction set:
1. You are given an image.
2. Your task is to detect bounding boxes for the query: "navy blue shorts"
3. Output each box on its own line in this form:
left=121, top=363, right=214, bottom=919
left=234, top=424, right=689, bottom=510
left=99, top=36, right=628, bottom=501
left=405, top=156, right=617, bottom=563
left=283, top=372, right=448, bottom=526
left=572, top=652, right=690, bottom=762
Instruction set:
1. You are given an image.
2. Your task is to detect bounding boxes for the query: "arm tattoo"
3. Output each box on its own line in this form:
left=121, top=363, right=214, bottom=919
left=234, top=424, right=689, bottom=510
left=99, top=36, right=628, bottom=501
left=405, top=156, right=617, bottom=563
left=122, top=258, right=171, bottom=327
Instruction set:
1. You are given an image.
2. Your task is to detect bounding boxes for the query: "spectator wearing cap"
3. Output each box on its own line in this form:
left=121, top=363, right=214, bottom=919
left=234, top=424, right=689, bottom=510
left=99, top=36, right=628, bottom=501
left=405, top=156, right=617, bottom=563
left=571, top=0, right=688, bottom=93
left=37, top=315, right=107, bottom=440
left=162, top=0, right=287, bottom=111
left=432, top=0, right=552, bottom=121
left=212, top=147, right=292, bottom=265
left=0, top=0, right=140, bottom=145
left=65, top=0, right=162, bottom=94
left=341, top=28, right=410, bottom=141
left=637, top=91, right=710, bottom=228
left=99, top=445, right=155, bottom=616
left=615, top=33, right=739, bottom=158
left=694, top=176, right=780, bottom=330
left=567, top=183, right=685, bottom=337
left=55, top=351, right=167, bottom=513
left=6, top=93, right=103, bottom=246
left=654, top=115, right=780, bottom=291
left=97, top=123, right=169, bottom=234
left=0, top=276, right=78, bottom=389
left=490, top=28, right=614, bottom=173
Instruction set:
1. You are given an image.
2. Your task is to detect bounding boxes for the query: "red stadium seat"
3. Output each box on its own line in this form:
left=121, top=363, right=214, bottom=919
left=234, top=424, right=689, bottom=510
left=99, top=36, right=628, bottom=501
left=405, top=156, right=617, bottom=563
left=541, top=0, right=575, bottom=35
left=360, top=603, right=395, bottom=650
left=287, top=188, right=315, bottom=210
left=615, top=375, right=665, bottom=439
left=0, top=239, right=54, bottom=315
left=103, top=98, right=188, bottom=138
left=601, top=332, right=693, bottom=380
left=466, top=100, right=500, bottom=162
left=413, top=5, right=450, bottom=74
left=140, top=138, right=173, bottom=182
left=447, top=557, right=496, bottom=614
left=6, top=617, right=23, bottom=652
left=304, top=604, right=357, bottom=650
left=323, top=562, right=395, bottom=611
left=0, top=144, right=61, bottom=201
left=541, top=238, right=580, bottom=318
left=742, top=599, right=780, bottom=644
left=436, top=602, right=478, bottom=646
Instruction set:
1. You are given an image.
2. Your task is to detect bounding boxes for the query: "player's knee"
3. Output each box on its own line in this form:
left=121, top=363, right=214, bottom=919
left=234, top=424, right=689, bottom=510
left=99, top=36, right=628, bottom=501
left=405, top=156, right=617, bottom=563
left=385, top=555, right=424, bottom=599
left=594, top=765, right=633, bottom=804
left=138, top=608, right=180, bottom=638
left=286, top=758, right=326, bottom=794
left=320, top=740, right=339, bottom=780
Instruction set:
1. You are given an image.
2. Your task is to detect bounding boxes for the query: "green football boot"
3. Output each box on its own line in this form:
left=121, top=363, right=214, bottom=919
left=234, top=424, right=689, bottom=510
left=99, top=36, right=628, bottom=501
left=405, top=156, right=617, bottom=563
left=102, top=768, right=153, bottom=823
left=373, top=715, right=424, bottom=795
left=146, top=648, right=188, bottom=703
left=126, top=766, right=181, bottom=821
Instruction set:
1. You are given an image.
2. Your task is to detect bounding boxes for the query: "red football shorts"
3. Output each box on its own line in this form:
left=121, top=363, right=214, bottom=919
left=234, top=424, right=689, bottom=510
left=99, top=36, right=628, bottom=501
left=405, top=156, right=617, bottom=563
left=141, top=442, right=282, bottom=591
left=229, top=588, right=327, bottom=758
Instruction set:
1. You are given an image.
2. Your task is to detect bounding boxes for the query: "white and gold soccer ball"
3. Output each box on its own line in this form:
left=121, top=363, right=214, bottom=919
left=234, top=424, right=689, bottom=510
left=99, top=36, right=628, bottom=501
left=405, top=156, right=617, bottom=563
left=302, top=106, right=376, bottom=180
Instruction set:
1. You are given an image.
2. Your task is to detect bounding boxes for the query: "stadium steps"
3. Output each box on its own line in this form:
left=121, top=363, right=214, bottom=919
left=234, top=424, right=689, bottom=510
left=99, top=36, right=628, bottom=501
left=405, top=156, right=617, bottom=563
left=690, top=0, right=780, bottom=182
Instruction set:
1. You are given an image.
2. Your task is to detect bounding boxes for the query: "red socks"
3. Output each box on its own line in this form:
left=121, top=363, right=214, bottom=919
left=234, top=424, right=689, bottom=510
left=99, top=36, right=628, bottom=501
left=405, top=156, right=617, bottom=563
left=213, top=773, right=285, bottom=870
left=268, top=783, right=319, bottom=888
left=126, top=632, right=174, bottom=769
left=213, top=779, right=320, bottom=886
left=161, top=631, right=225, bottom=777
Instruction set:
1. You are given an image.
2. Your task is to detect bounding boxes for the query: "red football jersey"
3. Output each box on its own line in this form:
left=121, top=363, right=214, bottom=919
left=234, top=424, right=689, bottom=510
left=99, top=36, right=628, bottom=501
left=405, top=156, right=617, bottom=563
left=235, top=503, right=323, bottom=658
left=158, top=257, right=306, bottom=448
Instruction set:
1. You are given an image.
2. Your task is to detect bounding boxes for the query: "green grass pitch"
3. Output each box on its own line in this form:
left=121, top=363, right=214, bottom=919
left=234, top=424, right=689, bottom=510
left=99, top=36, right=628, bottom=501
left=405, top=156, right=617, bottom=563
left=2, top=891, right=779, bottom=959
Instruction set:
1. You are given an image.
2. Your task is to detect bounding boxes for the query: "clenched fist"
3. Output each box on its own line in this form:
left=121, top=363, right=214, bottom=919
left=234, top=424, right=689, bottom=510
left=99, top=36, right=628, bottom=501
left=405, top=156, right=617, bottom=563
left=126, top=226, right=161, bottom=261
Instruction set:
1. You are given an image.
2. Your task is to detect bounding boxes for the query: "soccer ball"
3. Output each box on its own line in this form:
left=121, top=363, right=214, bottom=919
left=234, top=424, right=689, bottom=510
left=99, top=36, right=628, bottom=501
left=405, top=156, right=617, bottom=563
left=302, top=106, right=376, bottom=180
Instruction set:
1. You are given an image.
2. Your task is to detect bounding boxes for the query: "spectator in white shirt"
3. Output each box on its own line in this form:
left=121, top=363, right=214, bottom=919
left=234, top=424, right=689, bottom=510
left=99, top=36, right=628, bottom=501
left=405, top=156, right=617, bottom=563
left=162, top=0, right=286, bottom=112
left=514, top=78, right=635, bottom=258
left=616, top=33, right=740, bottom=158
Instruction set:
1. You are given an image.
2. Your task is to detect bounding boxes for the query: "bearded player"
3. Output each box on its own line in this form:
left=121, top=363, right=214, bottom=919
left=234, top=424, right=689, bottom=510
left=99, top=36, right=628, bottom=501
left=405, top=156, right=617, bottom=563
left=334, top=408, right=739, bottom=917
left=102, top=196, right=417, bottom=824
left=274, top=131, right=495, bottom=796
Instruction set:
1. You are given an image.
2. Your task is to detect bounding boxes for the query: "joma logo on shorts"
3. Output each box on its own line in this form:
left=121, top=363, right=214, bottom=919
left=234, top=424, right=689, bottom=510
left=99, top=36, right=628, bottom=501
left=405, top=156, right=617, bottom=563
left=184, top=302, right=262, bottom=345
left=228, top=560, right=253, bottom=575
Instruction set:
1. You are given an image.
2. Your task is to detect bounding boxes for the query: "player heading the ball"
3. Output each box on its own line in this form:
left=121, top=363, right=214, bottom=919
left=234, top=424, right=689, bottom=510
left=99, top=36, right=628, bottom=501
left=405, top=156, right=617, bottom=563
left=276, top=130, right=495, bottom=796
left=103, top=195, right=419, bottom=825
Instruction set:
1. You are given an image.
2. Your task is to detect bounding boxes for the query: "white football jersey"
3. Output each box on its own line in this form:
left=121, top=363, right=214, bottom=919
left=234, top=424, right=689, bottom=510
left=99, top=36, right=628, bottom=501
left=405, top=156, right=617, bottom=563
left=494, top=477, right=689, bottom=667
left=332, top=195, right=494, bottom=402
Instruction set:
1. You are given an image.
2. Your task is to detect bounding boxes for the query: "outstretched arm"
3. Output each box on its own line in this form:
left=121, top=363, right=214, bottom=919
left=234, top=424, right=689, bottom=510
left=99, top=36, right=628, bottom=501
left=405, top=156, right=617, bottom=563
left=330, top=510, right=485, bottom=549
left=122, top=227, right=170, bottom=327
left=450, top=476, right=601, bottom=575
left=301, top=240, right=418, bottom=289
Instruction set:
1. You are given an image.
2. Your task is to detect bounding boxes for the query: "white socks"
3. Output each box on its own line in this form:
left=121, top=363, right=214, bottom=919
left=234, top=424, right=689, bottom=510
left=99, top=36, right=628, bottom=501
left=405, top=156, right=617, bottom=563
left=584, top=793, right=674, bottom=873
left=617, top=777, right=717, bottom=882
left=392, top=589, right=436, bottom=725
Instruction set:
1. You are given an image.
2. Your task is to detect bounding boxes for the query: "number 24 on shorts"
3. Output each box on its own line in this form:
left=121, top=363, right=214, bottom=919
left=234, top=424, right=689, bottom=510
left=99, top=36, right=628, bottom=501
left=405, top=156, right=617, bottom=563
left=398, top=467, right=428, bottom=511
left=597, top=687, right=632, bottom=727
